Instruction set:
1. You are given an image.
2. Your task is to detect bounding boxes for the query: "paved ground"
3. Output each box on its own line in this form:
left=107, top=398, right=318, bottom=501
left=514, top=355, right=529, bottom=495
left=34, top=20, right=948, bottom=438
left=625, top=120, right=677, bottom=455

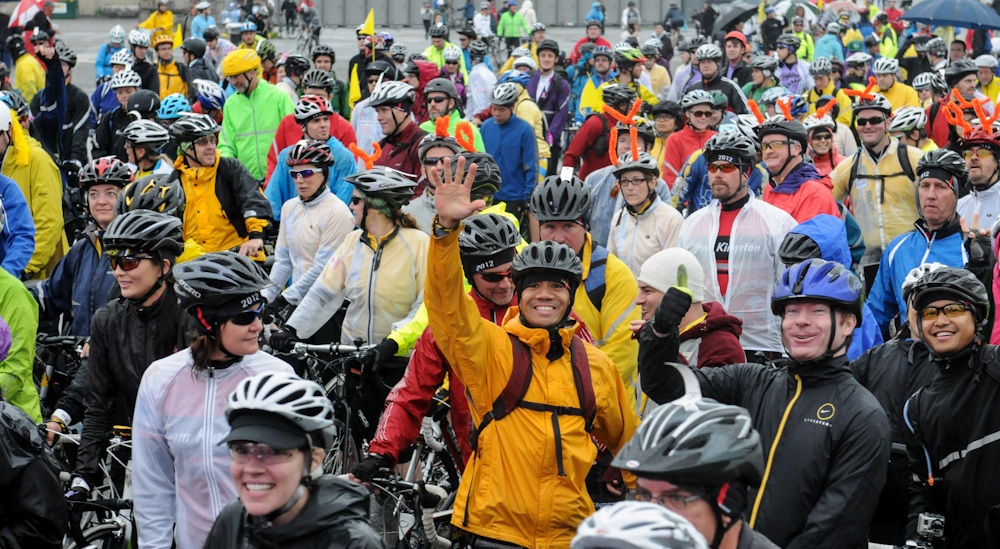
left=61, top=16, right=667, bottom=96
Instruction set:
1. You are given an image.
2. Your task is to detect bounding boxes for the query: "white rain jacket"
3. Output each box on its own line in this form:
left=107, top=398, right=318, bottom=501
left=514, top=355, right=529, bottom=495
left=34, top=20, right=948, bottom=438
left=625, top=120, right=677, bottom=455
left=265, top=190, right=355, bottom=305
left=608, top=195, right=684, bottom=277
left=957, top=181, right=1000, bottom=238
left=466, top=63, right=498, bottom=122
left=351, top=96, right=382, bottom=159
left=678, top=194, right=796, bottom=353
left=131, top=349, right=293, bottom=549
left=286, top=227, right=429, bottom=343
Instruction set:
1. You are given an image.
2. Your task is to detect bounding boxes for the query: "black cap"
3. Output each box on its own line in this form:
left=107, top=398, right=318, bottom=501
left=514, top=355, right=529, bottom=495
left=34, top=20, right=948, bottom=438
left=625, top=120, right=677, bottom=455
left=537, top=39, right=559, bottom=54
left=223, top=411, right=310, bottom=450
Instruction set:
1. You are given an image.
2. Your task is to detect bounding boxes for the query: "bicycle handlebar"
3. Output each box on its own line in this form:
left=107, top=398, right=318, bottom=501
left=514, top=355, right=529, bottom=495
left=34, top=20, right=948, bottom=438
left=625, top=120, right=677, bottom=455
left=292, top=342, right=374, bottom=355
left=38, top=334, right=87, bottom=346
left=68, top=498, right=133, bottom=512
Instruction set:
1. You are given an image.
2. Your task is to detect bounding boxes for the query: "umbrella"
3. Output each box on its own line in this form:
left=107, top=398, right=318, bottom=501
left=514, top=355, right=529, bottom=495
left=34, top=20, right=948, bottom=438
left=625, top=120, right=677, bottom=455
left=902, top=0, right=1000, bottom=30
left=716, top=2, right=759, bottom=33
left=8, top=0, right=42, bottom=28
left=822, top=1, right=858, bottom=13
left=774, top=0, right=820, bottom=21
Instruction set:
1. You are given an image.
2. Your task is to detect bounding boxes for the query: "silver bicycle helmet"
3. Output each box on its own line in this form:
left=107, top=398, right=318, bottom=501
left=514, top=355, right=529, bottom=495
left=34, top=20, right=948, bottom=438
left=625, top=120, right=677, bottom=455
left=490, top=82, right=519, bottom=107
left=389, top=43, right=408, bottom=62
left=418, top=132, right=462, bottom=160
left=871, top=57, right=899, bottom=75
left=853, top=93, right=893, bottom=116
left=695, top=43, right=723, bottom=62
left=530, top=176, right=591, bottom=224
left=459, top=213, right=521, bottom=257
left=169, top=112, right=220, bottom=141
left=442, top=45, right=462, bottom=62
left=888, top=106, right=927, bottom=133
left=572, top=502, right=710, bottom=549
left=809, top=56, right=832, bottom=76
left=173, top=251, right=274, bottom=310
left=103, top=209, right=184, bottom=257
left=301, top=68, right=335, bottom=91
left=367, top=81, right=415, bottom=109
left=345, top=167, right=417, bottom=209
left=681, top=89, right=714, bottom=110
left=803, top=114, right=836, bottom=133
left=613, top=151, right=659, bottom=179
left=121, top=119, right=171, bottom=151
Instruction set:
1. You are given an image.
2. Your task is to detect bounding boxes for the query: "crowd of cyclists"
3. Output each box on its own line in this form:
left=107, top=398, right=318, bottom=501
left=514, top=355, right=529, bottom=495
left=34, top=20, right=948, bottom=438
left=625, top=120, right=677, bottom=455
left=6, top=0, right=1000, bottom=547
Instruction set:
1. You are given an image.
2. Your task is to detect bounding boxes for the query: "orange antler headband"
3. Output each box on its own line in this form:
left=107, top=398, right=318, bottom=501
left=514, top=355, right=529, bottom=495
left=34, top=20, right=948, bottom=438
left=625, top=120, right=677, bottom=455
left=777, top=97, right=793, bottom=121
left=350, top=142, right=382, bottom=170
left=604, top=98, right=644, bottom=167
left=747, top=100, right=765, bottom=124
left=815, top=98, right=837, bottom=119
left=843, top=76, right=878, bottom=101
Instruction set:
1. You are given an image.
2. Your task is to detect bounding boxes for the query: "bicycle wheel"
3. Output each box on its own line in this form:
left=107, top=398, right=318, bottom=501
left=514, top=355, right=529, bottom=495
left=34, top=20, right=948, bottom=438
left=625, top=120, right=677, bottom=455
left=322, top=417, right=359, bottom=475
left=64, top=521, right=129, bottom=549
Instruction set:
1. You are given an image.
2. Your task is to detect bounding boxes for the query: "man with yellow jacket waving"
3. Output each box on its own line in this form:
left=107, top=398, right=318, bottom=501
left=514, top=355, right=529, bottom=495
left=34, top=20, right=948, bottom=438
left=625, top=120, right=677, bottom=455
left=426, top=156, right=638, bottom=548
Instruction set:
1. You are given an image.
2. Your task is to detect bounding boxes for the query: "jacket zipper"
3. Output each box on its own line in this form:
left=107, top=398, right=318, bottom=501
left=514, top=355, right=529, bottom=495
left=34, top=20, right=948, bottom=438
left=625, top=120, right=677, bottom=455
left=204, top=367, right=223, bottom=517
left=749, top=373, right=802, bottom=528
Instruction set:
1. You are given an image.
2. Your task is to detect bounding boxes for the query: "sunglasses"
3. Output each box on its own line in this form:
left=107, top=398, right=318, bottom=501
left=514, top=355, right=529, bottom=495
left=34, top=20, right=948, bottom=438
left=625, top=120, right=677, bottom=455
left=228, top=442, right=296, bottom=465
left=427, top=96, right=450, bottom=104
left=963, top=148, right=995, bottom=160
left=110, top=255, right=155, bottom=272
left=689, top=110, right=713, bottom=118
left=811, top=133, right=832, bottom=141
left=707, top=162, right=740, bottom=174
left=229, top=302, right=265, bottom=326
left=423, top=156, right=447, bottom=166
left=290, top=168, right=320, bottom=179
left=856, top=116, right=886, bottom=127
left=479, top=270, right=512, bottom=282
left=367, top=78, right=380, bottom=84
left=445, top=61, right=459, bottom=65
left=761, top=140, right=793, bottom=151
left=351, top=196, right=365, bottom=205
left=194, top=135, right=218, bottom=146
left=848, top=63, right=866, bottom=69
left=920, top=302, right=972, bottom=321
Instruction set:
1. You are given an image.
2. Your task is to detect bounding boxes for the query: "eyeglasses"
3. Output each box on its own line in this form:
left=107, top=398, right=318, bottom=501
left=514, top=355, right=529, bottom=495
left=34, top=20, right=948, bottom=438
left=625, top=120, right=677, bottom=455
left=619, top=177, right=650, bottom=187
left=707, top=162, right=740, bottom=174
left=427, top=96, right=450, bottom=104
left=811, top=133, right=832, bottom=141
left=445, top=61, right=459, bottom=65
left=920, top=302, right=972, bottom=321
left=229, top=442, right=297, bottom=465
left=777, top=44, right=791, bottom=50
left=109, top=255, right=155, bottom=272
left=290, top=168, right=321, bottom=179
left=963, top=147, right=995, bottom=160
left=351, top=196, right=365, bottom=205
left=856, top=115, right=886, bottom=127
left=479, top=270, right=512, bottom=282
left=630, top=489, right=702, bottom=510
left=229, top=302, right=265, bottom=326
left=422, top=156, right=447, bottom=166
left=194, top=135, right=218, bottom=146
left=688, top=110, right=713, bottom=118
left=761, top=140, right=793, bottom=151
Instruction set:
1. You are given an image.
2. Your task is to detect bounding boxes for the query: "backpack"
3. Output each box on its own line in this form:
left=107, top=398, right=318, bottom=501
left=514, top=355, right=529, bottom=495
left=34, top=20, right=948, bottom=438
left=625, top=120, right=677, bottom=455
left=844, top=142, right=916, bottom=200
left=468, top=333, right=597, bottom=478
left=585, top=245, right=609, bottom=313
left=585, top=112, right=611, bottom=158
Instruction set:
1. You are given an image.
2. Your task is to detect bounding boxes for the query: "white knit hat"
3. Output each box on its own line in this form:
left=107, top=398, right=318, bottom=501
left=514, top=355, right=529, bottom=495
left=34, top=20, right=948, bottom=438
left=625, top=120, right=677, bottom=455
left=637, top=247, right=705, bottom=303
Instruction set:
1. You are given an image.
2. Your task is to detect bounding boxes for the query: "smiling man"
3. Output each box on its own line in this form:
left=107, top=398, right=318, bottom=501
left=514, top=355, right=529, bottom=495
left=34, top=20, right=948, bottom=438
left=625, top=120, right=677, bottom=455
left=957, top=126, right=1000, bottom=240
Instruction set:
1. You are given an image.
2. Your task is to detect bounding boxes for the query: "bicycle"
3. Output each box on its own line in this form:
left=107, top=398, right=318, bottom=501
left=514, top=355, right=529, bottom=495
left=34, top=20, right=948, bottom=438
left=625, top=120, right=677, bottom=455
left=296, top=22, right=319, bottom=56
left=370, top=473, right=455, bottom=549
left=64, top=498, right=133, bottom=549
left=34, top=334, right=86, bottom=419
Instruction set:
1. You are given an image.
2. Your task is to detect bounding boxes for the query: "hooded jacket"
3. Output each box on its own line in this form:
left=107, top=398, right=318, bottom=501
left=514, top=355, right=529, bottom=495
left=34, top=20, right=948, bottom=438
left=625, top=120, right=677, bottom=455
left=219, top=78, right=296, bottom=181
left=34, top=224, right=114, bottom=337
left=0, top=173, right=35, bottom=277
left=0, top=268, right=41, bottom=422
left=203, top=476, right=381, bottom=549
left=375, top=120, right=428, bottom=181
left=762, top=161, right=842, bottom=223
left=678, top=301, right=746, bottom=368
left=639, top=326, right=891, bottom=549
left=690, top=70, right=750, bottom=115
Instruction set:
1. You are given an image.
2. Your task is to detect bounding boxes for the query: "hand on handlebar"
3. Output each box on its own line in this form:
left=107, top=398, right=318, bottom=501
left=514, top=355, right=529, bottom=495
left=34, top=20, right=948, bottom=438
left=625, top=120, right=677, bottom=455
left=350, top=453, right=393, bottom=484
left=359, top=339, right=399, bottom=370
left=269, top=327, right=300, bottom=352
left=263, top=295, right=290, bottom=323
left=65, top=477, right=91, bottom=502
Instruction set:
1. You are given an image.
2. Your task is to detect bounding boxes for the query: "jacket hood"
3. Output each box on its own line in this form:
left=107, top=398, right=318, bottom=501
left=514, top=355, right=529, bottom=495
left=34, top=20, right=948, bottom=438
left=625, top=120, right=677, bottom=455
left=769, top=161, right=822, bottom=194
left=787, top=213, right=852, bottom=268
left=249, top=476, right=373, bottom=543
left=679, top=301, right=743, bottom=342
left=416, top=60, right=440, bottom=92
left=522, top=0, right=532, bottom=9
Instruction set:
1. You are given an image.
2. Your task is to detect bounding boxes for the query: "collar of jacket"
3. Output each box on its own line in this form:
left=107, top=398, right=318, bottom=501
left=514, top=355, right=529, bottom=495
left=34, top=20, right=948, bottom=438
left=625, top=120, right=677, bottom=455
left=131, top=282, right=176, bottom=320
left=913, top=215, right=961, bottom=240
left=785, top=354, right=852, bottom=383
left=472, top=286, right=513, bottom=322
left=175, top=148, right=220, bottom=180
left=502, top=306, right=579, bottom=358
left=769, top=161, right=821, bottom=194
left=383, top=120, right=422, bottom=147
left=926, top=340, right=982, bottom=375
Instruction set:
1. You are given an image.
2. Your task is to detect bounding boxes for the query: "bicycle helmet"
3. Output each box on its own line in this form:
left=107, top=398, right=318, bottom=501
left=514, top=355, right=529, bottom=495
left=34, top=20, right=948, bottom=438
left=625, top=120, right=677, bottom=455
left=615, top=116, right=656, bottom=148
left=945, top=58, right=977, bottom=87
left=0, top=91, right=28, bottom=118
left=441, top=45, right=463, bottom=63
left=809, top=56, right=832, bottom=76
left=418, top=132, right=461, bottom=160
left=378, top=31, right=394, bottom=48
left=591, top=45, right=613, bottom=60
left=925, top=37, right=947, bottom=57
left=702, top=131, right=757, bottom=168
left=826, top=22, right=842, bottom=34
left=888, top=106, right=927, bottom=133
left=468, top=40, right=488, bottom=59
left=110, top=48, right=133, bottom=67
left=451, top=151, right=503, bottom=202
left=428, top=25, right=448, bottom=38
left=286, top=139, right=334, bottom=167
left=221, top=49, right=262, bottom=77
left=511, top=240, right=583, bottom=299
left=601, top=84, right=637, bottom=110
left=174, top=251, right=274, bottom=311
left=103, top=209, right=184, bottom=257
left=572, top=502, right=710, bottom=549
left=778, top=231, right=823, bottom=267
left=80, top=156, right=133, bottom=190
left=311, top=44, right=335, bottom=62
left=490, top=82, right=519, bottom=107
left=193, top=79, right=226, bottom=111
left=128, top=29, right=150, bottom=48
left=203, top=25, right=220, bottom=42
left=641, top=38, right=661, bottom=57
left=530, top=22, right=546, bottom=33
left=294, top=94, right=334, bottom=123
left=513, top=56, right=536, bottom=71
left=301, top=68, right=335, bottom=91
left=459, top=212, right=521, bottom=261
left=226, top=371, right=337, bottom=450
left=680, top=89, right=714, bottom=110
left=871, top=57, right=899, bottom=75
left=425, top=78, right=459, bottom=102
left=4, top=35, right=23, bottom=58
left=367, top=81, right=415, bottom=109
left=389, top=43, right=408, bottom=62
left=111, top=69, right=142, bottom=89
left=109, top=24, right=126, bottom=44
left=803, top=114, right=836, bottom=133
left=651, top=100, right=683, bottom=122
left=122, top=119, right=171, bottom=152
left=283, top=53, right=310, bottom=76
left=853, top=93, right=892, bottom=116
left=157, top=93, right=192, bottom=121
left=116, top=174, right=186, bottom=217
left=751, top=54, right=779, bottom=73
left=126, top=90, right=160, bottom=118
left=498, top=69, right=530, bottom=87
left=776, top=33, right=801, bottom=50
left=912, top=71, right=947, bottom=93
left=345, top=167, right=417, bottom=209
left=910, top=266, right=990, bottom=325
left=511, top=46, right=531, bottom=59
left=613, top=151, right=659, bottom=178
left=586, top=19, right=602, bottom=28
left=916, top=148, right=967, bottom=192
left=759, top=118, right=808, bottom=147
left=759, top=86, right=790, bottom=106
left=151, top=32, right=173, bottom=49
left=180, top=37, right=207, bottom=59
left=255, top=39, right=276, bottom=62
left=55, top=43, right=76, bottom=68
left=718, top=114, right=761, bottom=143
left=902, top=262, right=948, bottom=303
left=169, top=112, right=220, bottom=141
left=530, top=176, right=591, bottom=224
left=240, top=20, right=258, bottom=33
left=771, top=258, right=864, bottom=321
left=537, top=39, right=559, bottom=55
left=694, top=43, right=723, bottom=63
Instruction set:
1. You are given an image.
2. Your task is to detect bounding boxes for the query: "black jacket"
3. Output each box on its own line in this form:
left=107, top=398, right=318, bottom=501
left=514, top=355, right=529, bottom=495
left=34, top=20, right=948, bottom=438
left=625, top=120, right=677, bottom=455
left=851, top=335, right=938, bottom=545
left=132, top=58, right=160, bottom=95
left=724, top=59, right=753, bottom=88
left=75, top=286, right=188, bottom=484
left=203, top=476, right=383, bottom=549
left=690, top=72, right=749, bottom=115
left=639, top=324, right=891, bottom=549
left=904, top=343, right=1000, bottom=547
left=186, top=58, right=218, bottom=102
left=93, top=106, right=132, bottom=161
left=761, top=18, right=785, bottom=53
left=30, top=77, right=90, bottom=163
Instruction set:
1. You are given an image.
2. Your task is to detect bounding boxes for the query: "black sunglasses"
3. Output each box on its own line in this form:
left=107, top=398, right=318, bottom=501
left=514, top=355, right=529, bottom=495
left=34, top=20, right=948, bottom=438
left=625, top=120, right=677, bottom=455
left=423, top=156, right=448, bottom=166
left=427, top=96, right=450, bottom=104
left=229, top=303, right=265, bottom=326
left=856, top=115, right=886, bottom=127
left=351, top=196, right=365, bottom=205
left=479, top=270, right=512, bottom=282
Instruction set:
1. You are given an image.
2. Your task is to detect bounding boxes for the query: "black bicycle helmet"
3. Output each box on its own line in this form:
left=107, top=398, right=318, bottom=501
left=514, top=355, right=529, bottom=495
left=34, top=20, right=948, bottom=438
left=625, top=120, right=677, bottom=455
left=169, top=113, right=220, bottom=141
left=80, top=156, right=133, bottom=190
left=301, top=68, right=335, bottom=91
left=778, top=232, right=823, bottom=267
left=777, top=33, right=801, bottom=50
left=424, top=77, right=458, bottom=99
left=203, top=25, right=220, bottom=42
left=511, top=241, right=584, bottom=290
left=459, top=212, right=521, bottom=257
left=180, top=37, right=207, bottom=58
left=103, top=209, right=184, bottom=257
left=126, top=90, right=161, bottom=119
left=174, top=251, right=273, bottom=313
left=451, top=151, right=502, bottom=201
left=651, top=100, right=683, bottom=122
left=702, top=132, right=757, bottom=167
left=116, top=174, right=186, bottom=217
left=284, top=53, right=311, bottom=76
left=916, top=148, right=968, bottom=186
left=530, top=176, right=591, bottom=224
left=364, top=59, right=400, bottom=81
left=601, top=84, right=637, bottom=109
left=537, top=39, right=559, bottom=55
left=615, top=117, right=656, bottom=148
left=758, top=118, right=808, bottom=147
left=910, top=266, right=990, bottom=324
left=286, top=139, right=334, bottom=167
left=345, top=167, right=417, bottom=209
left=418, top=132, right=462, bottom=160
left=428, top=25, right=448, bottom=39
left=55, top=42, right=77, bottom=68
left=468, top=39, right=488, bottom=59
left=5, top=35, right=24, bottom=57
left=311, top=44, right=334, bottom=62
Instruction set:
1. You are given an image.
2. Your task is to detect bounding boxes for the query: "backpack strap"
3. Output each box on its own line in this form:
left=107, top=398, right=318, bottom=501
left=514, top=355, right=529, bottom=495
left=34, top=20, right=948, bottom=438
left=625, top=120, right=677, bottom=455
left=903, top=388, right=940, bottom=487
left=846, top=143, right=916, bottom=203
left=585, top=245, right=609, bottom=314
left=468, top=333, right=533, bottom=454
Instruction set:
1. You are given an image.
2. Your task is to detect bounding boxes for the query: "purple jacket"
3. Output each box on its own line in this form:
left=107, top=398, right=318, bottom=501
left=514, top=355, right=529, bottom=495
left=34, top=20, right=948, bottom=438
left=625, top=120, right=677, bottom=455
left=526, top=70, right=571, bottom=147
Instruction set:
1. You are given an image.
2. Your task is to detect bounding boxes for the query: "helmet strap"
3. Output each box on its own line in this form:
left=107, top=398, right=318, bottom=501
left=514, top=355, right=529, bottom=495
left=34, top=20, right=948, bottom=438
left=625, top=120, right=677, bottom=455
left=717, top=168, right=749, bottom=205
left=129, top=255, right=169, bottom=306
left=258, top=450, right=313, bottom=525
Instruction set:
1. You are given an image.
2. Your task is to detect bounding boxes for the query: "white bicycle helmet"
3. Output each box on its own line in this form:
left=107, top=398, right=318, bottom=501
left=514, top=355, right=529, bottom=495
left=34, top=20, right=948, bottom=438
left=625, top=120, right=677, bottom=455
left=111, top=69, right=142, bottom=89
left=122, top=119, right=170, bottom=151
left=718, top=113, right=760, bottom=142
left=128, top=29, right=150, bottom=48
left=613, top=41, right=633, bottom=53
left=572, top=502, right=710, bottom=549
left=389, top=43, right=408, bottom=61
left=889, top=106, right=927, bottom=133
left=902, top=262, right=948, bottom=302
left=760, top=85, right=790, bottom=105
left=367, top=80, right=415, bottom=108
left=695, top=43, right=723, bottom=62
left=912, top=71, right=947, bottom=93
left=227, top=371, right=336, bottom=446
left=810, top=56, right=832, bottom=76
left=872, top=57, right=899, bottom=75
left=845, top=51, right=872, bottom=64
left=511, top=46, right=531, bottom=59
left=531, top=22, right=546, bottom=33
left=976, top=54, right=999, bottom=69
left=803, top=114, right=836, bottom=133
left=513, top=56, right=536, bottom=71
left=442, top=44, right=462, bottom=62
left=680, top=89, right=714, bottom=110
left=109, top=24, right=126, bottom=44
left=110, top=48, right=133, bottom=67
left=854, top=92, right=893, bottom=116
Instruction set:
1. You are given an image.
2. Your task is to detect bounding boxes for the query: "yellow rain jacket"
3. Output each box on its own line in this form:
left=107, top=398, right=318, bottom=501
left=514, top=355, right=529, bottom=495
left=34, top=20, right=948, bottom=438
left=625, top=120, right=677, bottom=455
left=806, top=81, right=853, bottom=126
left=427, top=229, right=638, bottom=548
left=157, top=59, right=188, bottom=99
left=877, top=81, right=921, bottom=111
left=3, top=135, right=66, bottom=277
left=515, top=87, right=550, bottom=159
left=579, top=79, right=659, bottom=120
left=138, top=9, right=174, bottom=34
left=14, top=53, right=44, bottom=102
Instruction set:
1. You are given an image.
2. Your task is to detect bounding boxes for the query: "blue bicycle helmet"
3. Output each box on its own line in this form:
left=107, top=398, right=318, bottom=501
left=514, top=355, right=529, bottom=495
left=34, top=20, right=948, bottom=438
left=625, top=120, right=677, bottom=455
left=498, top=69, right=530, bottom=87
left=789, top=95, right=808, bottom=117
left=771, top=259, right=863, bottom=320
left=157, top=93, right=192, bottom=120
left=240, top=20, right=257, bottom=33
left=194, top=79, right=226, bottom=111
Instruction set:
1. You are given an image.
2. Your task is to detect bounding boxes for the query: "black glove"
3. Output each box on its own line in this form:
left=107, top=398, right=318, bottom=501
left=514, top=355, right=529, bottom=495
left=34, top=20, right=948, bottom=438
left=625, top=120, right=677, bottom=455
left=65, top=477, right=90, bottom=503
left=268, top=327, right=299, bottom=352
left=351, top=453, right=392, bottom=482
left=966, top=230, right=996, bottom=271
left=360, top=339, right=399, bottom=369
left=263, top=295, right=289, bottom=323
left=652, top=287, right=693, bottom=334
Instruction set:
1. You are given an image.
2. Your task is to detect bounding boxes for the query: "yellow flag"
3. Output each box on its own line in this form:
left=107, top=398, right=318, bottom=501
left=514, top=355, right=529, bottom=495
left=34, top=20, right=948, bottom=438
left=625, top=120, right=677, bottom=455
left=173, top=24, right=183, bottom=48
left=361, top=9, right=375, bottom=36
left=349, top=64, right=361, bottom=109
left=817, top=0, right=824, bottom=9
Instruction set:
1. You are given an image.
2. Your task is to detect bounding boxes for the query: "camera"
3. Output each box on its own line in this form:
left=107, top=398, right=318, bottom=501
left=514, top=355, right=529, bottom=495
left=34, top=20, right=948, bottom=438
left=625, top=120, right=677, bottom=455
left=917, top=513, right=945, bottom=539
